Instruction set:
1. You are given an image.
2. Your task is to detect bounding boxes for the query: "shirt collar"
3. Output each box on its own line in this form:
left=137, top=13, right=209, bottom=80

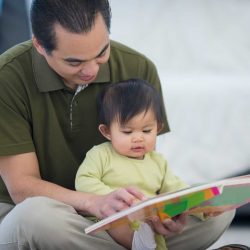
left=32, top=46, right=110, bottom=92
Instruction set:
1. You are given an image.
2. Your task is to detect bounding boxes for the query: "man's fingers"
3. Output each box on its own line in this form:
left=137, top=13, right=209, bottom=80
left=125, top=186, right=146, bottom=202
left=99, top=187, right=144, bottom=218
left=114, top=187, right=145, bottom=206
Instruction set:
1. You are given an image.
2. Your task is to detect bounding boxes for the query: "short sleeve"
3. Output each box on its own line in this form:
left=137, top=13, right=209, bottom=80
left=0, top=68, right=34, bottom=156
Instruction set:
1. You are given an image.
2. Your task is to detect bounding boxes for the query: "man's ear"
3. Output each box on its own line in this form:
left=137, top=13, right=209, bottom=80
left=32, top=36, right=46, bottom=56
left=98, top=124, right=111, bottom=140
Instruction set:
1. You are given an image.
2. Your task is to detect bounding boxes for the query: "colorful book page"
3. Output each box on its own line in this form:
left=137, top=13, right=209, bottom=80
left=189, top=183, right=250, bottom=214
left=158, top=186, right=220, bottom=220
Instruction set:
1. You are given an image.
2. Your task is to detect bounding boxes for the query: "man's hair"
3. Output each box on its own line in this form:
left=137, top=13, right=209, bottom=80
left=99, top=79, right=164, bottom=128
left=30, top=0, right=111, bottom=53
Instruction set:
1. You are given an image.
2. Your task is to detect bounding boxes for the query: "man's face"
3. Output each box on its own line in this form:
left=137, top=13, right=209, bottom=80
left=34, top=14, right=110, bottom=89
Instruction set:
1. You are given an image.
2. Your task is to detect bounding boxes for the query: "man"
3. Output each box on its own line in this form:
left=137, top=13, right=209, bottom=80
left=0, top=0, right=234, bottom=249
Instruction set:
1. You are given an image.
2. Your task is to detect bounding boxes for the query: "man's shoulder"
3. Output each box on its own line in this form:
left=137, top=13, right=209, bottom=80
left=109, top=40, right=157, bottom=81
left=0, top=40, right=33, bottom=70
left=0, top=40, right=34, bottom=97
left=110, top=40, right=146, bottom=58
left=110, top=40, right=154, bottom=65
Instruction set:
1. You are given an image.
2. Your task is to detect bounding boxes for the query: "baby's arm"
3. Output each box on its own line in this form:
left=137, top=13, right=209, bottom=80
left=75, top=146, right=114, bottom=195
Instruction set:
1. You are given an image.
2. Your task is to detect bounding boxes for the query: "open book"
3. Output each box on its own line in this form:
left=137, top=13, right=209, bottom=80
left=85, top=175, right=250, bottom=234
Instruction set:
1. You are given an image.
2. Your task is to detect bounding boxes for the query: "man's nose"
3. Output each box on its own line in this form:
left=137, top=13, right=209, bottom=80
left=80, top=60, right=99, bottom=76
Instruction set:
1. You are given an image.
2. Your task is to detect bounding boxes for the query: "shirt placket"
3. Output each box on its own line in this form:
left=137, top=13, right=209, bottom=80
left=70, top=85, right=88, bottom=130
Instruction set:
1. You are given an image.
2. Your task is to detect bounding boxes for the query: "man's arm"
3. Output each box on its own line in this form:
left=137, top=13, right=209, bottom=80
left=0, top=152, right=145, bottom=218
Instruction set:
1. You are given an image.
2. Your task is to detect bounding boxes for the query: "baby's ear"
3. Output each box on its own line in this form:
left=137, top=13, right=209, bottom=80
left=98, top=124, right=111, bottom=140
left=157, top=123, right=164, bottom=133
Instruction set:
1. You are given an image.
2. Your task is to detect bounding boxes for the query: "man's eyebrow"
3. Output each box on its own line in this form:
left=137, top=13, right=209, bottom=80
left=64, top=43, right=110, bottom=63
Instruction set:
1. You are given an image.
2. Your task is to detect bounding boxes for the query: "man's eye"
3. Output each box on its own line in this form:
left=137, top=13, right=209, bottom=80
left=98, top=50, right=106, bottom=58
left=68, top=62, right=82, bottom=67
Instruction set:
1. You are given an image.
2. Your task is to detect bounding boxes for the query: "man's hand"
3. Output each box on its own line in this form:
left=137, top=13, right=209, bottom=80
left=84, top=186, right=145, bottom=219
left=147, top=214, right=187, bottom=237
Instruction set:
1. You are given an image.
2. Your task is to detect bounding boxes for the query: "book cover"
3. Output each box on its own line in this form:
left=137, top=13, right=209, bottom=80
left=85, top=175, right=250, bottom=234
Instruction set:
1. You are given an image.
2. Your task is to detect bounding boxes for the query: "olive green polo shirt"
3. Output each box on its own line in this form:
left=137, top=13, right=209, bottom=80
left=0, top=40, right=169, bottom=204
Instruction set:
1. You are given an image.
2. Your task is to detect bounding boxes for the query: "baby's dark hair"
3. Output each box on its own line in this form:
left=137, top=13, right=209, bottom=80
left=98, top=79, right=164, bottom=128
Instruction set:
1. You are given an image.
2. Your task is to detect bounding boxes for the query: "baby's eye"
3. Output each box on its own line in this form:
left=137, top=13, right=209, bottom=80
left=143, top=130, right=152, bottom=133
left=122, top=131, right=132, bottom=134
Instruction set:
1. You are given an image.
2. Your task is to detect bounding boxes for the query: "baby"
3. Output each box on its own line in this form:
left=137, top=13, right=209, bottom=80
left=75, top=79, right=187, bottom=250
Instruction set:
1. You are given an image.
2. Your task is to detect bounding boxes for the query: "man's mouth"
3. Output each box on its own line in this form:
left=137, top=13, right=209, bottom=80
left=79, top=75, right=95, bottom=82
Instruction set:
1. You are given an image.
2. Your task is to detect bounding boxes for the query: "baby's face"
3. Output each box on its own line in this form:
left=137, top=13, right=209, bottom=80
left=109, top=109, right=158, bottom=159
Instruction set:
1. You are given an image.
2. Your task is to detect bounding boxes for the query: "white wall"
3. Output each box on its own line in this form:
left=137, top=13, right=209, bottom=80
left=109, top=0, right=250, bottom=76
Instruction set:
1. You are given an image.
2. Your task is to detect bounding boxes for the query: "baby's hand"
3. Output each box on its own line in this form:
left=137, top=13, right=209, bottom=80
left=204, top=211, right=224, bottom=217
